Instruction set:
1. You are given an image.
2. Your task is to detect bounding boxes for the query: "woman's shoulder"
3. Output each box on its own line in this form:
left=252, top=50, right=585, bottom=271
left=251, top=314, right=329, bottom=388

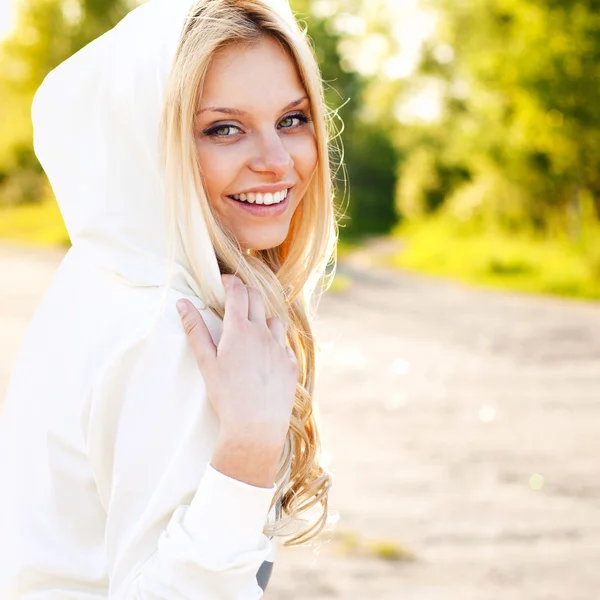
left=83, top=287, right=219, bottom=468
left=93, top=286, right=218, bottom=384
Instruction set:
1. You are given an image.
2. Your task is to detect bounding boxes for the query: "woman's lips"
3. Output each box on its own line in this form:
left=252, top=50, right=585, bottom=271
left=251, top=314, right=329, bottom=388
left=226, top=188, right=292, bottom=217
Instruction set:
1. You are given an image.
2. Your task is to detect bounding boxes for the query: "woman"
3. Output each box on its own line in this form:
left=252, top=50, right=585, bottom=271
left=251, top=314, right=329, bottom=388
left=0, top=0, right=341, bottom=597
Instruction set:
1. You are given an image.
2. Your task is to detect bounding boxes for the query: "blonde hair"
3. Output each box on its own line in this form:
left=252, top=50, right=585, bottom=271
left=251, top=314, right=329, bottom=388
left=158, top=0, right=342, bottom=546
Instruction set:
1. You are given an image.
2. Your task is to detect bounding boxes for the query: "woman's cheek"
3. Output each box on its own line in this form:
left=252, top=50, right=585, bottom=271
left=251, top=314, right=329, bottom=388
left=288, top=133, right=318, bottom=175
left=196, top=144, right=242, bottom=196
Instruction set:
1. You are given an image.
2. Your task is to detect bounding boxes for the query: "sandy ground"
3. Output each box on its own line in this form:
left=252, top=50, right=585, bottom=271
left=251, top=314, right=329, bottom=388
left=1, top=240, right=599, bottom=600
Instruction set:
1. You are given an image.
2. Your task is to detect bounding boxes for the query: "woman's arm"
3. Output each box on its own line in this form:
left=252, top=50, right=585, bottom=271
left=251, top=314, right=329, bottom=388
left=84, top=274, right=296, bottom=599
left=84, top=323, right=279, bottom=599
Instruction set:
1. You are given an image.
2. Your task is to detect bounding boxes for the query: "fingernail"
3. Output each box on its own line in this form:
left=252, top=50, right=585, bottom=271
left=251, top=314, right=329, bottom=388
left=176, top=299, right=189, bottom=317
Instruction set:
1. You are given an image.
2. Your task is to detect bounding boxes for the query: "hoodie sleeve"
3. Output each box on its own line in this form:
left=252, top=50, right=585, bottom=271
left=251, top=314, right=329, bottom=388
left=84, top=318, right=279, bottom=600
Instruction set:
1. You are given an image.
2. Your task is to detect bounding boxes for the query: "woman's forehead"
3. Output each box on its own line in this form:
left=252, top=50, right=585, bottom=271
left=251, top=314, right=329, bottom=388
left=197, top=37, right=307, bottom=114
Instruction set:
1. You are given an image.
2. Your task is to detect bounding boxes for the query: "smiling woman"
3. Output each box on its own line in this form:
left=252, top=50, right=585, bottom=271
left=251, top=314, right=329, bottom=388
left=0, top=0, right=341, bottom=598
left=160, top=0, right=340, bottom=553
left=193, top=36, right=318, bottom=250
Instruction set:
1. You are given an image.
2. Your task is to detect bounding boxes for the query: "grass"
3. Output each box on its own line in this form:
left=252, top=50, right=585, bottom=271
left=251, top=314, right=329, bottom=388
left=331, top=528, right=416, bottom=562
left=0, top=198, right=70, bottom=247
left=388, top=215, right=600, bottom=302
left=336, top=238, right=361, bottom=258
left=327, top=272, right=352, bottom=293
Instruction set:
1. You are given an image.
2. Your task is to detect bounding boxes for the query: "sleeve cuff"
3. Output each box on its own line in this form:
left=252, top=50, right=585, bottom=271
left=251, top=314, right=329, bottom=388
left=181, top=463, right=277, bottom=565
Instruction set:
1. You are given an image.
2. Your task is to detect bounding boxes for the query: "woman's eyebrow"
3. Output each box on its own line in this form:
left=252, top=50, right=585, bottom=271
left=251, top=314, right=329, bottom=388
left=196, top=95, right=309, bottom=116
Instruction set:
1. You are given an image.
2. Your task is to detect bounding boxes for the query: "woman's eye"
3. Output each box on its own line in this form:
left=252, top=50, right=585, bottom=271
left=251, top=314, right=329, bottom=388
left=203, top=112, right=311, bottom=138
left=279, top=113, right=311, bottom=129
left=204, top=124, right=241, bottom=138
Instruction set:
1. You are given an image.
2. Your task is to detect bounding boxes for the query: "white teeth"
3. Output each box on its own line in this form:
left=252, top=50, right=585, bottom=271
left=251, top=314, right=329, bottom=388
left=230, top=188, right=290, bottom=205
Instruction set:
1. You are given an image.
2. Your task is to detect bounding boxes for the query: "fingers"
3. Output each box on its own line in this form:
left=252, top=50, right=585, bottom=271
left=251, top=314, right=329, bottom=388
left=266, top=316, right=286, bottom=347
left=267, top=317, right=296, bottom=364
left=222, top=274, right=266, bottom=326
left=184, top=276, right=294, bottom=370
left=247, top=286, right=266, bottom=326
left=222, top=274, right=248, bottom=326
left=221, top=277, right=290, bottom=360
left=176, top=299, right=217, bottom=367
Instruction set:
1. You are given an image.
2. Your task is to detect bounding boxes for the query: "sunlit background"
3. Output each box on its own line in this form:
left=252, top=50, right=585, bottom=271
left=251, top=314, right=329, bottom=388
left=1, top=1, right=599, bottom=599
left=2, top=0, right=599, bottom=300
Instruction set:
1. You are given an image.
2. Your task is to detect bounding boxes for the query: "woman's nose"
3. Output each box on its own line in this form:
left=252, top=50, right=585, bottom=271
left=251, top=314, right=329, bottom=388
left=248, top=132, right=294, bottom=178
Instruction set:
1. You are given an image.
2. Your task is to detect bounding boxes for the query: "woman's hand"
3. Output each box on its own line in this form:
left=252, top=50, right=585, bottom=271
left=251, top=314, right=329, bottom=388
left=175, top=274, right=298, bottom=485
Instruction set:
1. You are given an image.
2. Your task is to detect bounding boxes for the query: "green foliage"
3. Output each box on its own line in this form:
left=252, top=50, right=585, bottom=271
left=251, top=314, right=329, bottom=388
left=391, top=211, right=600, bottom=301
left=0, top=190, right=70, bottom=246
left=290, top=0, right=400, bottom=239
left=397, top=0, right=600, bottom=241
left=341, top=119, right=398, bottom=236
left=331, top=527, right=416, bottom=562
left=0, top=0, right=132, bottom=207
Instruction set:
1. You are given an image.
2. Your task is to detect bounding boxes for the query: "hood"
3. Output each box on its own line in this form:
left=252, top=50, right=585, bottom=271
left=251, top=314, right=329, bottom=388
left=31, top=0, right=221, bottom=302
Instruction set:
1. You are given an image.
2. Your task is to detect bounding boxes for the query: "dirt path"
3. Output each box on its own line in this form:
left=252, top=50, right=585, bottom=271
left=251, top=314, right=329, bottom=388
left=1, top=241, right=599, bottom=600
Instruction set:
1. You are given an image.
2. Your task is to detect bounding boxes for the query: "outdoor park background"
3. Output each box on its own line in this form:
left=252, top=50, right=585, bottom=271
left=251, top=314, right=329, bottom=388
left=1, top=0, right=600, bottom=300
left=1, top=1, right=599, bottom=599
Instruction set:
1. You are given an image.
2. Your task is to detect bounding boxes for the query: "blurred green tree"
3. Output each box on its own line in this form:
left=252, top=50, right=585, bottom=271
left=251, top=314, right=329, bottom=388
left=290, top=0, right=401, bottom=238
left=396, top=0, right=600, bottom=238
left=0, top=0, right=135, bottom=206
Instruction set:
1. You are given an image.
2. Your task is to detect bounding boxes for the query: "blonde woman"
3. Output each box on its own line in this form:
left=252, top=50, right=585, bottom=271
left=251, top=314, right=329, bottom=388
left=0, top=0, right=341, bottom=597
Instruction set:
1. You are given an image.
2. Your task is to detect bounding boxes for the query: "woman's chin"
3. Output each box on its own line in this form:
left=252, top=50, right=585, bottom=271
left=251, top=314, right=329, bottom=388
left=238, top=229, right=290, bottom=252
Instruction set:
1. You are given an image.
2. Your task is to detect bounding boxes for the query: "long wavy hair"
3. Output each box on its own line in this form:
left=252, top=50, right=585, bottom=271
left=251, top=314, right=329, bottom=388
left=158, top=0, right=343, bottom=546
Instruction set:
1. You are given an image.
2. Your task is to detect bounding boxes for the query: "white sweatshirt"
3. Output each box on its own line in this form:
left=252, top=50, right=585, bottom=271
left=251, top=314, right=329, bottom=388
left=0, top=0, right=300, bottom=597
left=0, top=250, right=279, bottom=599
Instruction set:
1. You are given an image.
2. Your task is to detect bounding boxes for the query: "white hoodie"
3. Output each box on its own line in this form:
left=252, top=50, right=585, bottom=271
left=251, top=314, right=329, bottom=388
left=0, top=0, right=287, bottom=597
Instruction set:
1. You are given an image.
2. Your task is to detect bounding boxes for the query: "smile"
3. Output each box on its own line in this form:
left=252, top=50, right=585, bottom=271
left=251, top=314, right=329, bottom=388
left=225, top=187, right=293, bottom=217
left=227, top=188, right=290, bottom=205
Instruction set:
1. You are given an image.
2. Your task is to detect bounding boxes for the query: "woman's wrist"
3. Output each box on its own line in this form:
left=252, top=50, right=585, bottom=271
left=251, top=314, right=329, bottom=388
left=211, top=430, right=285, bottom=488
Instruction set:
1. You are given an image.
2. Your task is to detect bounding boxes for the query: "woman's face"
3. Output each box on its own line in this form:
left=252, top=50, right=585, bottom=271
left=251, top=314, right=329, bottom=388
left=194, top=36, right=318, bottom=252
